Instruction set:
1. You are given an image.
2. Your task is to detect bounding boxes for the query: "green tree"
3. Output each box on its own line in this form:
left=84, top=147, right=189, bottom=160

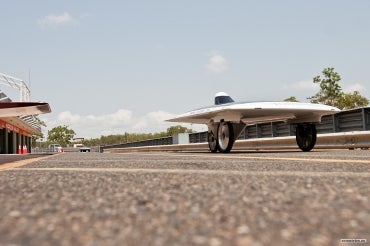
left=31, top=115, right=46, bottom=147
left=47, top=125, right=76, bottom=147
left=33, top=115, right=46, bottom=127
left=284, top=96, right=299, bottom=102
left=166, top=125, right=193, bottom=136
left=311, top=67, right=343, bottom=107
left=339, top=91, right=369, bottom=109
left=311, top=67, right=369, bottom=109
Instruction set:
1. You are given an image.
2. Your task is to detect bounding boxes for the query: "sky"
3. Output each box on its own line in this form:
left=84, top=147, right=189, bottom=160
left=1, top=1, right=370, bottom=139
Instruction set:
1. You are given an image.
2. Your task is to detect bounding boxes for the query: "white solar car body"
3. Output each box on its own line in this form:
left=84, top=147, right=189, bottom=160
left=168, top=92, right=340, bottom=153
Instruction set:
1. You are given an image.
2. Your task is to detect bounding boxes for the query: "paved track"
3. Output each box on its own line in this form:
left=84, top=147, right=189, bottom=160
left=0, top=154, right=53, bottom=166
left=0, top=150, right=369, bottom=246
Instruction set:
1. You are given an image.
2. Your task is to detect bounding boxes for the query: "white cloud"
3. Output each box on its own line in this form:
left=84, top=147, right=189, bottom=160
left=58, top=111, right=81, bottom=123
left=343, top=83, right=366, bottom=93
left=133, top=111, right=175, bottom=130
left=42, top=109, right=205, bottom=139
left=38, top=12, right=78, bottom=30
left=286, top=80, right=318, bottom=90
left=106, top=109, right=133, bottom=123
left=206, top=52, right=228, bottom=73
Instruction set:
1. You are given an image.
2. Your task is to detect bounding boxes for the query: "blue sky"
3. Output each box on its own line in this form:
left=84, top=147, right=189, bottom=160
left=1, top=1, right=369, bottom=138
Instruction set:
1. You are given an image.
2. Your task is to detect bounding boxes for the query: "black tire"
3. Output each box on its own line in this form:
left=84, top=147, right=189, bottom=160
left=217, top=122, right=234, bottom=153
left=296, top=124, right=317, bottom=152
left=208, top=131, right=219, bottom=153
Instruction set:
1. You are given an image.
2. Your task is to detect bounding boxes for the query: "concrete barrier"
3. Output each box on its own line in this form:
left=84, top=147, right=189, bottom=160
left=104, top=131, right=370, bottom=153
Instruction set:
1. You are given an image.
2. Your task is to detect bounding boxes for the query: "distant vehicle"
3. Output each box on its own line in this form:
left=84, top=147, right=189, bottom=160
left=48, top=144, right=62, bottom=152
left=167, top=92, right=340, bottom=153
left=80, top=146, right=91, bottom=152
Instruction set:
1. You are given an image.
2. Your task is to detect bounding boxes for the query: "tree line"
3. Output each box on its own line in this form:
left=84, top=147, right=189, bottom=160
left=83, top=125, right=193, bottom=146
left=40, top=125, right=193, bottom=148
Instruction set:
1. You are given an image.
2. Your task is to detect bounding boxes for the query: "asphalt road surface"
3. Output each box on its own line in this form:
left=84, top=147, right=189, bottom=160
left=0, top=150, right=369, bottom=246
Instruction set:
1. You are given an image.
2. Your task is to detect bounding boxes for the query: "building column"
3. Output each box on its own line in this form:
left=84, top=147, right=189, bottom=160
left=10, top=131, right=16, bottom=154
left=0, top=128, right=6, bottom=154
left=21, top=134, right=26, bottom=150
left=13, top=132, right=21, bottom=154
left=6, top=130, right=11, bottom=154
left=26, top=136, right=31, bottom=153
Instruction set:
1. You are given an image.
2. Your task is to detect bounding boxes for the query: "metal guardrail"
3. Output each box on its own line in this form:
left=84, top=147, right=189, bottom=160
left=101, top=137, right=173, bottom=152
left=106, top=131, right=370, bottom=153
left=100, top=107, right=370, bottom=153
left=31, top=147, right=100, bottom=153
left=31, top=148, right=61, bottom=154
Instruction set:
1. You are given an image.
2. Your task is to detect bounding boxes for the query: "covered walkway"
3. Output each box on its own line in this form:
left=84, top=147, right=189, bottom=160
left=1, top=73, right=43, bottom=154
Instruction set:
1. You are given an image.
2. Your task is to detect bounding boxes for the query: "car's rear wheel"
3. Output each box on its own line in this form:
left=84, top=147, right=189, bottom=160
left=208, top=130, right=219, bottom=152
left=217, top=121, right=234, bottom=153
left=296, top=123, right=317, bottom=152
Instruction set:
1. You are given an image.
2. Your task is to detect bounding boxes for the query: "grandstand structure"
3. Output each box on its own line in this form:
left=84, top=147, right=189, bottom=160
left=0, top=72, right=42, bottom=154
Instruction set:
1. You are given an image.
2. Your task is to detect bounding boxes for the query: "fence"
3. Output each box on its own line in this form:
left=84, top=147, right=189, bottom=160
left=101, top=136, right=173, bottom=152
left=100, top=107, right=370, bottom=152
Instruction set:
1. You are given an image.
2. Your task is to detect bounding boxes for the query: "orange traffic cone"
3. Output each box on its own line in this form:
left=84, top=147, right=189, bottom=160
left=23, top=145, right=28, bottom=154
left=17, top=145, right=22, bottom=154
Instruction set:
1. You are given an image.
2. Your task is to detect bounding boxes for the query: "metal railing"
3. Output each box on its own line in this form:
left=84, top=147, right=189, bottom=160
left=101, top=137, right=173, bottom=152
